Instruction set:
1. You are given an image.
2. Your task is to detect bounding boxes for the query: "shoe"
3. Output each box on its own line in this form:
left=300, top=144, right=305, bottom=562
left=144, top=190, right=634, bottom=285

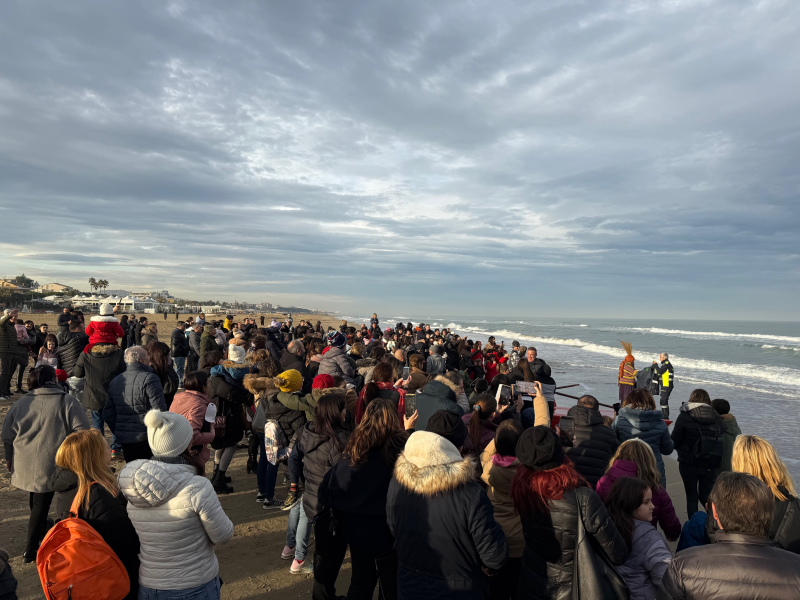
left=111, top=449, right=120, bottom=459
left=0, top=396, right=8, bottom=401
left=23, top=551, right=35, bottom=565
left=290, top=559, right=312, bottom=574
left=256, top=493, right=268, bottom=503
left=281, top=545, right=296, bottom=560
left=282, top=490, right=301, bottom=511
left=14, top=387, right=22, bottom=393
left=262, top=498, right=282, bottom=510
left=660, top=406, right=670, bottom=420
left=211, top=468, right=233, bottom=494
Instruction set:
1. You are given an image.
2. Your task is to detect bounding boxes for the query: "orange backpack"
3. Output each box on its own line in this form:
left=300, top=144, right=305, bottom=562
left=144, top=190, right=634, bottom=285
left=37, top=485, right=131, bottom=600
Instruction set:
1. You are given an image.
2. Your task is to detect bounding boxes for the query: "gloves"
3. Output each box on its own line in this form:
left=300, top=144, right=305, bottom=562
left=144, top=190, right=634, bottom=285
left=204, top=403, right=217, bottom=423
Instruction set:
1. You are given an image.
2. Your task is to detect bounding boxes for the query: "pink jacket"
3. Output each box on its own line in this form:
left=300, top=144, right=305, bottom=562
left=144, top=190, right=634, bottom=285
left=170, top=390, right=216, bottom=475
left=595, top=459, right=681, bottom=540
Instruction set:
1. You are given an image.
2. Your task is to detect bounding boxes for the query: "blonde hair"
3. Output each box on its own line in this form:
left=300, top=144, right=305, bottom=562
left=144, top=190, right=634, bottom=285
left=732, top=435, right=796, bottom=501
left=55, top=430, right=119, bottom=512
left=606, top=438, right=661, bottom=491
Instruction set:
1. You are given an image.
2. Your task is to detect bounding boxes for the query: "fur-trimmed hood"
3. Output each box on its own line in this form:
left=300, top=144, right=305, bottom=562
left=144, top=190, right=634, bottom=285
left=89, top=315, right=119, bottom=323
left=394, top=431, right=476, bottom=496
left=243, top=374, right=278, bottom=394
left=90, top=343, right=120, bottom=356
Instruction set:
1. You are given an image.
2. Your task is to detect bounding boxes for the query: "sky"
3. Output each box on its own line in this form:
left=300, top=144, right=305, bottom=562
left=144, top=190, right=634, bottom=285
left=1, top=0, right=799, bottom=319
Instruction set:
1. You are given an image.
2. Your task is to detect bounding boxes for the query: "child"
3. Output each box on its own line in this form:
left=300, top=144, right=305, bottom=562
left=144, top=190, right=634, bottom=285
left=83, top=303, right=124, bottom=353
left=596, top=438, right=681, bottom=541
left=14, top=319, right=32, bottom=352
left=36, top=334, right=59, bottom=368
left=711, top=398, right=741, bottom=473
left=606, top=477, right=672, bottom=600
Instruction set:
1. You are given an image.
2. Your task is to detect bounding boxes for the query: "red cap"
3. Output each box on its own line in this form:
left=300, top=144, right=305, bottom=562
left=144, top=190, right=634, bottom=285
left=55, top=369, right=69, bottom=382
left=312, top=374, right=335, bottom=390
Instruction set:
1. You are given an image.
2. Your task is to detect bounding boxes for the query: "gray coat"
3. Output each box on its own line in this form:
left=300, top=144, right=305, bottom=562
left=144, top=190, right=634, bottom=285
left=73, top=344, right=127, bottom=412
left=1, top=384, right=90, bottom=492
left=612, top=407, right=674, bottom=483
left=103, top=361, right=167, bottom=444
left=618, top=520, right=672, bottom=600
left=318, top=346, right=355, bottom=383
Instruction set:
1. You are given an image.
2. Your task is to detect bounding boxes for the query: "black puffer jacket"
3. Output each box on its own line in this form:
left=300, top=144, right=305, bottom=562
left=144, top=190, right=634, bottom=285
left=170, top=328, right=189, bottom=358
left=564, top=405, right=619, bottom=487
left=73, top=344, right=126, bottom=412
left=208, top=367, right=251, bottom=449
left=280, top=350, right=305, bottom=378
left=671, top=402, right=727, bottom=468
left=445, top=341, right=461, bottom=371
left=244, top=375, right=306, bottom=443
left=771, top=487, right=800, bottom=554
left=293, top=422, right=350, bottom=521
left=657, top=532, right=800, bottom=599
left=518, top=485, right=628, bottom=600
left=103, top=362, right=167, bottom=444
left=56, top=331, right=89, bottom=376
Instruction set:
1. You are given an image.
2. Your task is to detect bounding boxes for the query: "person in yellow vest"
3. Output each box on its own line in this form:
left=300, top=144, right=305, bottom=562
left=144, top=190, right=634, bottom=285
left=618, top=341, right=637, bottom=403
left=653, top=353, right=675, bottom=419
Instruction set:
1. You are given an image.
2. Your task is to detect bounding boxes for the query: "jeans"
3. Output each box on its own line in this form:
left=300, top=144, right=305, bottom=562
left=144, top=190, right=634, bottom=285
left=173, top=356, right=186, bottom=386
left=91, top=410, right=121, bottom=451
left=679, top=462, right=718, bottom=517
left=254, top=431, right=279, bottom=498
left=27, top=491, right=55, bottom=557
left=286, top=502, right=311, bottom=561
left=347, top=546, right=398, bottom=600
left=138, top=576, right=220, bottom=600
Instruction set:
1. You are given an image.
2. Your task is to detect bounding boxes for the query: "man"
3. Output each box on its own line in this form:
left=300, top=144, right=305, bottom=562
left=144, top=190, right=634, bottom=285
left=415, top=373, right=465, bottom=432
left=199, top=324, right=217, bottom=362
left=57, top=307, right=72, bottom=336
left=524, top=347, right=557, bottom=405
left=33, top=323, right=49, bottom=356
left=170, top=321, right=190, bottom=387
left=56, top=321, right=89, bottom=377
left=509, top=341, right=522, bottom=369
left=653, top=353, right=674, bottom=419
left=564, top=395, right=619, bottom=487
left=658, top=472, right=800, bottom=599
left=281, top=340, right=306, bottom=378
left=394, top=348, right=407, bottom=365
left=426, top=344, right=446, bottom=376
left=264, top=325, right=285, bottom=362
left=103, top=346, right=167, bottom=462
left=0, top=309, right=26, bottom=400
left=260, top=315, right=265, bottom=326
left=134, top=316, right=147, bottom=346
left=74, top=340, right=126, bottom=458
left=187, top=323, right=202, bottom=371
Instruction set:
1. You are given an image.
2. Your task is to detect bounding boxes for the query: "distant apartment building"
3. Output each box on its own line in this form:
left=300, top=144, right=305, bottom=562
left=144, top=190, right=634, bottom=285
left=35, top=282, right=74, bottom=293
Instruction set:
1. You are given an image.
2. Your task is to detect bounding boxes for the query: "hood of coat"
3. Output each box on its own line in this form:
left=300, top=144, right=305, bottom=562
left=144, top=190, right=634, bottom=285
left=323, top=346, right=345, bottom=359
left=211, top=361, right=250, bottom=381
left=607, top=459, right=639, bottom=480
left=617, top=407, right=664, bottom=430
left=301, top=421, right=349, bottom=455
left=119, top=460, right=196, bottom=508
left=420, top=375, right=459, bottom=399
left=567, top=405, right=604, bottom=427
left=172, top=390, right=212, bottom=408
left=243, top=374, right=278, bottom=395
left=680, top=402, right=718, bottom=423
left=89, top=315, right=119, bottom=323
left=394, top=430, right=476, bottom=496
left=355, top=358, right=377, bottom=368
left=90, top=343, right=120, bottom=356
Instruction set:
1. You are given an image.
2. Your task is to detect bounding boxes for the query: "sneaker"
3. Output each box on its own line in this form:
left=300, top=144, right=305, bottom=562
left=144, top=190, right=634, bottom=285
left=290, top=559, right=312, bottom=574
left=281, top=490, right=301, bottom=511
left=256, top=493, right=268, bottom=503
left=111, top=449, right=121, bottom=459
left=262, top=498, right=282, bottom=510
left=0, top=396, right=8, bottom=401
left=281, top=545, right=296, bottom=560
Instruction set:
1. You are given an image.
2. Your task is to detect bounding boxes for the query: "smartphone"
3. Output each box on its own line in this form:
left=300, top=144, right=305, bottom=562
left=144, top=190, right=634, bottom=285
left=558, top=416, right=575, bottom=447
left=496, top=384, right=512, bottom=405
left=402, top=366, right=410, bottom=380
left=405, top=393, right=417, bottom=417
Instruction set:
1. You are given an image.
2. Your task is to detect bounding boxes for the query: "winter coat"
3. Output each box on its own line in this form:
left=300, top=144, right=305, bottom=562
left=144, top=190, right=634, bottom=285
left=170, top=391, right=216, bottom=474
left=56, top=331, right=89, bottom=376
left=0, top=549, right=17, bottom=600
left=1, top=384, right=89, bottom=492
left=170, top=328, right=190, bottom=358
left=47, top=468, right=140, bottom=600
left=199, top=332, right=218, bottom=359
left=416, top=376, right=465, bottom=433
left=73, top=343, right=127, bottom=412
left=318, top=346, right=355, bottom=383
left=771, top=486, right=800, bottom=554
left=670, top=403, right=727, bottom=468
left=718, top=413, right=741, bottom=472
left=103, top=362, right=167, bottom=445
left=676, top=511, right=711, bottom=552
left=517, top=485, right=628, bottom=600
left=208, top=362, right=251, bottom=449
left=280, top=350, right=306, bottom=378
left=386, top=431, right=508, bottom=600
left=84, top=316, right=124, bottom=348
left=154, top=364, right=179, bottom=408
left=426, top=353, right=446, bottom=375
left=564, top=405, right=619, bottom=487
left=243, top=375, right=305, bottom=442
left=119, top=459, right=234, bottom=591
left=445, top=342, right=461, bottom=371
left=657, top=532, right=800, bottom=600
left=480, top=439, right=524, bottom=558
left=140, top=329, right=158, bottom=349
left=618, top=520, right=672, bottom=600
left=612, top=407, right=674, bottom=483
left=596, top=459, right=682, bottom=541
left=0, top=313, right=25, bottom=356
left=188, top=330, right=202, bottom=356
left=291, top=422, right=350, bottom=520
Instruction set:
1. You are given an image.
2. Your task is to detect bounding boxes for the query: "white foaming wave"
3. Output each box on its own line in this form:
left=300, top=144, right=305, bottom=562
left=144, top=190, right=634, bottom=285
left=616, top=327, right=800, bottom=345
left=580, top=324, right=588, bottom=327
left=761, top=345, right=800, bottom=352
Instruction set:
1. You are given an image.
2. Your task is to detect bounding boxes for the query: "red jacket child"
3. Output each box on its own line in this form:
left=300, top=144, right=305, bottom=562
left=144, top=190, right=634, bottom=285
left=84, top=303, right=124, bottom=353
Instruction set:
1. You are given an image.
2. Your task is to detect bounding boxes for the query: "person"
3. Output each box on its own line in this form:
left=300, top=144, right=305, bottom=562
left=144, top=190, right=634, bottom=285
left=140, top=322, right=159, bottom=348
left=51, top=429, right=140, bottom=599
left=1, top=365, right=90, bottom=561
left=511, top=425, right=628, bottom=600
left=56, top=321, right=89, bottom=376
left=711, top=399, right=740, bottom=473
left=671, top=388, right=726, bottom=517
left=653, top=353, right=674, bottom=419
left=147, top=341, right=180, bottom=408
left=57, top=306, right=72, bottom=335
left=606, top=477, right=672, bottom=600
left=414, top=374, right=465, bottom=435
left=260, top=315, right=265, bottom=326
left=169, top=371, right=216, bottom=476
left=612, top=388, right=674, bottom=486
left=0, top=547, right=17, bottom=599
left=195, top=312, right=206, bottom=325
left=404, top=353, right=430, bottom=393
left=658, top=472, right=800, bottom=599
left=74, top=339, right=126, bottom=459
left=134, top=317, right=147, bottom=346
left=170, top=321, right=190, bottom=388
left=596, top=439, right=682, bottom=541
left=199, top=324, right=217, bottom=361
left=326, top=398, right=414, bottom=600
left=426, top=344, right=446, bottom=375
left=618, top=341, right=637, bottom=403
left=564, top=394, right=620, bottom=487
left=119, top=410, right=233, bottom=600
left=281, top=339, right=306, bottom=379
left=187, top=323, right=202, bottom=372
left=83, top=303, right=124, bottom=352
left=103, top=346, right=168, bottom=462
left=355, top=362, right=407, bottom=425
left=461, top=393, right=499, bottom=457
left=386, top=429, right=508, bottom=600
left=319, top=331, right=355, bottom=383
left=119, top=315, right=130, bottom=351
left=731, top=434, right=800, bottom=553
left=35, top=333, right=59, bottom=368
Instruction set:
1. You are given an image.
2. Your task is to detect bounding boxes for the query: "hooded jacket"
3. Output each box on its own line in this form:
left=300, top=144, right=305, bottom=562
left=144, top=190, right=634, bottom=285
left=84, top=315, right=124, bottom=348
left=119, top=460, right=234, bottom=591
left=243, top=375, right=306, bottom=443
left=208, top=361, right=251, bottom=449
left=103, top=362, right=167, bottom=445
left=480, top=439, right=524, bottom=558
left=199, top=330, right=218, bottom=359
left=73, top=343, right=126, bottom=412
left=564, top=405, right=619, bottom=487
left=671, top=403, right=727, bottom=468
left=617, top=520, right=672, bottom=600
left=718, top=413, right=741, bottom=472
left=318, top=346, right=355, bottom=383
left=417, top=376, right=466, bottom=434
left=56, top=330, right=89, bottom=376
left=188, top=329, right=202, bottom=356
left=612, top=407, right=674, bottom=482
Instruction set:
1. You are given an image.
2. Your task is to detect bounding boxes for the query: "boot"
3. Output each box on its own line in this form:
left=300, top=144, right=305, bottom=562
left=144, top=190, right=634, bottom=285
left=660, top=405, right=670, bottom=420
left=212, top=468, right=233, bottom=494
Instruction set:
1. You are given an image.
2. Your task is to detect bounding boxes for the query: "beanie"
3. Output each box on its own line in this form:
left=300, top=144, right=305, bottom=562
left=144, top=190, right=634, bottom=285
left=233, top=330, right=244, bottom=339
left=277, top=369, right=303, bottom=393
left=326, top=331, right=346, bottom=348
left=516, top=426, right=564, bottom=472
left=312, top=374, right=335, bottom=390
left=426, top=409, right=468, bottom=449
left=402, top=430, right=463, bottom=468
left=144, top=409, right=194, bottom=458
left=99, top=303, right=113, bottom=316
left=228, top=344, right=246, bottom=364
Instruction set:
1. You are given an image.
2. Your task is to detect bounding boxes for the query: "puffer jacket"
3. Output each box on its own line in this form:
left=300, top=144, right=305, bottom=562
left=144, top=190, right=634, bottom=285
left=771, top=486, right=800, bottom=554
left=0, top=313, right=25, bottom=356
left=564, top=405, right=619, bottom=487
left=188, top=330, right=202, bottom=357
left=170, top=327, right=190, bottom=358
left=671, top=403, right=726, bottom=468
left=208, top=362, right=251, bottom=449
left=199, top=331, right=217, bottom=358
left=243, top=375, right=306, bottom=443
left=617, top=520, right=672, bottom=600
left=416, top=376, right=465, bottom=433
left=318, top=346, right=355, bottom=383
left=56, top=330, right=89, bottom=376
left=119, top=459, right=234, bottom=591
left=517, top=485, right=628, bottom=600
left=103, top=362, right=167, bottom=444
left=480, top=439, right=524, bottom=558
left=170, top=390, right=216, bottom=475
left=657, top=532, right=800, bottom=599
left=718, top=413, right=741, bottom=472
left=613, top=407, right=674, bottom=483
left=73, top=343, right=126, bottom=412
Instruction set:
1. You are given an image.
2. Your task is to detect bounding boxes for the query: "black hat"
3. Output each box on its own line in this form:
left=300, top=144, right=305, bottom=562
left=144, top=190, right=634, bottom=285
left=516, top=426, right=564, bottom=472
left=426, top=409, right=468, bottom=449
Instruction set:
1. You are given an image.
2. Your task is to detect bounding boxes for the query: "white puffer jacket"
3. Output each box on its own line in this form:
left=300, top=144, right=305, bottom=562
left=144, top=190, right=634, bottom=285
left=118, top=459, right=234, bottom=590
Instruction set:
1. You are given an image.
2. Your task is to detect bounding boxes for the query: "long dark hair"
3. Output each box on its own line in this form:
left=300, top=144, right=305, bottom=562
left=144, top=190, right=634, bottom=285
left=516, top=358, right=534, bottom=382
left=313, top=393, right=347, bottom=451
left=148, top=341, right=171, bottom=380
left=28, top=365, right=57, bottom=390
left=494, top=419, right=523, bottom=456
left=345, top=398, right=406, bottom=466
left=469, top=394, right=497, bottom=452
left=362, top=362, right=395, bottom=410
left=199, top=350, right=223, bottom=369
left=605, top=477, right=649, bottom=551
left=488, top=374, right=510, bottom=397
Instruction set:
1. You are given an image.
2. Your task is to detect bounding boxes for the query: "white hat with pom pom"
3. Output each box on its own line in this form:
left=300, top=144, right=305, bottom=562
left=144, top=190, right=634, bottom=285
left=144, top=409, right=194, bottom=458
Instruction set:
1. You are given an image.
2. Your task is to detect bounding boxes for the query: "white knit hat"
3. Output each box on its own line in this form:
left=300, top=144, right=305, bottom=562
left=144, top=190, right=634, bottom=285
left=99, top=303, right=114, bottom=316
left=228, top=344, right=246, bottom=364
left=144, top=410, right=193, bottom=458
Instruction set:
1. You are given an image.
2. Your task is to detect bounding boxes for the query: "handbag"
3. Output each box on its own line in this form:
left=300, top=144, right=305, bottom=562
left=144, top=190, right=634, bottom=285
left=572, top=487, right=630, bottom=600
left=214, top=398, right=228, bottom=440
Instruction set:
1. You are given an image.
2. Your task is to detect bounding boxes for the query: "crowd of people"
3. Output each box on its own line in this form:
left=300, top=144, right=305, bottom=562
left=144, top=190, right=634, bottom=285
left=1, top=307, right=799, bottom=600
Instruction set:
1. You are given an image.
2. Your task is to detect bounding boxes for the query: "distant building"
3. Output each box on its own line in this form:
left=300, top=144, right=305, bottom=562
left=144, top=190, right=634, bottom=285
left=129, top=290, right=172, bottom=300
left=35, top=282, right=74, bottom=293
left=69, top=294, right=156, bottom=312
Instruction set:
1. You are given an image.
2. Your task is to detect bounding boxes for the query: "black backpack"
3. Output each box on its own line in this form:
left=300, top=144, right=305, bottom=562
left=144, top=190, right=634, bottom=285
left=692, top=420, right=724, bottom=466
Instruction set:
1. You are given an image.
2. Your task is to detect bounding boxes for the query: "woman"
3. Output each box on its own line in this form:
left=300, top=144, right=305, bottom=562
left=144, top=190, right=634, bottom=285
left=612, top=388, right=674, bottom=485
left=512, top=426, right=628, bottom=600
left=36, top=333, right=59, bottom=368
left=355, top=362, right=406, bottom=425
left=732, top=435, right=800, bottom=553
left=147, top=341, right=179, bottom=408
left=509, top=357, right=534, bottom=385
left=617, top=342, right=637, bottom=403
left=670, top=388, right=726, bottom=517
left=305, top=340, right=323, bottom=385
left=119, top=315, right=130, bottom=351
left=119, top=410, right=233, bottom=599
left=52, top=430, right=140, bottom=599
left=462, top=394, right=499, bottom=457
left=170, top=371, right=216, bottom=476
left=140, top=322, right=159, bottom=348
left=326, top=399, right=414, bottom=600
left=1, top=365, right=90, bottom=561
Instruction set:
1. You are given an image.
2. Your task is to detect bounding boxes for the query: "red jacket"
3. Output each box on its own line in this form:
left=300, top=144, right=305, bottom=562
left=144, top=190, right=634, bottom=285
left=84, top=316, right=124, bottom=352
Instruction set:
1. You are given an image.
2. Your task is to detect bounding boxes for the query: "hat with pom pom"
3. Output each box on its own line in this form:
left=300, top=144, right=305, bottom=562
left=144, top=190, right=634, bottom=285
left=275, top=369, right=303, bottom=393
left=144, top=409, right=194, bottom=457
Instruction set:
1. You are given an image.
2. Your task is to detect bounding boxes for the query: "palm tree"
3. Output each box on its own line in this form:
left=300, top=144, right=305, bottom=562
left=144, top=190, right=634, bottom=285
left=88, top=277, right=97, bottom=293
left=99, top=279, right=109, bottom=295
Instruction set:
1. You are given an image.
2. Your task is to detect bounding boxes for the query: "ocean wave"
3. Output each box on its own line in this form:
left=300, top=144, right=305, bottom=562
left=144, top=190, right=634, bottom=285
left=761, top=345, right=800, bottom=352
left=615, top=327, right=800, bottom=346
left=580, top=324, right=588, bottom=327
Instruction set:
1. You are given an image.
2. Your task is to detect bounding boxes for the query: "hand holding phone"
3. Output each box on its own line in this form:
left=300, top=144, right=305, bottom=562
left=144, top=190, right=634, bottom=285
left=534, top=381, right=543, bottom=395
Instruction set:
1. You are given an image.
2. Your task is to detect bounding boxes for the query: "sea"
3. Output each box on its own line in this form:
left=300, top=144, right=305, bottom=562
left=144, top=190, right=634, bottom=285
left=342, top=315, right=800, bottom=480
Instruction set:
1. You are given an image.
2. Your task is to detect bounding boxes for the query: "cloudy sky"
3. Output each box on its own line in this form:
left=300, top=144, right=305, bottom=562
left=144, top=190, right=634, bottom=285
left=1, top=0, right=798, bottom=319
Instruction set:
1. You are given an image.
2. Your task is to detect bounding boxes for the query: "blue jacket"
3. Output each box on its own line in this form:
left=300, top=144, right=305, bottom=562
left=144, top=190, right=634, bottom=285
left=677, top=511, right=711, bottom=552
left=612, top=407, right=673, bottom=483
left=103, top=362, right=167, bottom=444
